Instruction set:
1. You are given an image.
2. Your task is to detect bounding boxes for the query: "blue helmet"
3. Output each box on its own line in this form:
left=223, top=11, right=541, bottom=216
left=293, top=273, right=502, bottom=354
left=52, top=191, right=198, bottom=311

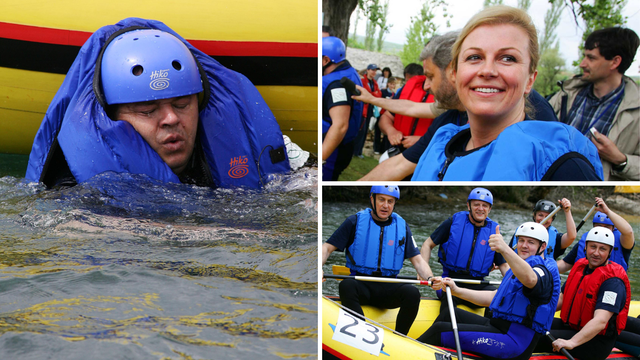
left=101, top=29, right=203, bottom=105
left=370, top=185, right=400, bottom=200
left=468, top=187, right=493, bottom=206
left=593, top=211, right=614, bottom=226
left=322, top=36, right=346, bottom=63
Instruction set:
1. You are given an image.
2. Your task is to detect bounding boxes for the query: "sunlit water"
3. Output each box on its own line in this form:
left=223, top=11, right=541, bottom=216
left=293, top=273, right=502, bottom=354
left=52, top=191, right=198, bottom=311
left=323, top=199, right=640, bottom=300
left=0, top=168, right=318, bottom=360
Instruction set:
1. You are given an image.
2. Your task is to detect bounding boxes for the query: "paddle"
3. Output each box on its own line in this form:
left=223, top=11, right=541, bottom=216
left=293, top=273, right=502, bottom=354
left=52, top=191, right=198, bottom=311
left=575, top=203, right=598, bottom=232
left=545, top=331, right=575, bottom=360
left=324, top=274, right=501, bottom=286
left=513, top=204, right=564, bottom=249
left=446, top=286, right=464, bottom=360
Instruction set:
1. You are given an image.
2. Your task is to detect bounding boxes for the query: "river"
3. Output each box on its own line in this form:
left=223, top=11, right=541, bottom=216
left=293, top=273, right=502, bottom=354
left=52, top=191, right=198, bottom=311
left=322, top=188, right=640, bottom=300
left=0, top=154, right=318, bottom=360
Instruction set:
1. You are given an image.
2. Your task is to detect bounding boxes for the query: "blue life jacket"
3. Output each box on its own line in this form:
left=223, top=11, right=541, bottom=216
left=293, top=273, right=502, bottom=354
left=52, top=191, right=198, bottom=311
left=26, top=17, right=290, bottom=189
left=411, top=121, right=604, bottom=181
left=510, top=225, right=560, bottom=259
left=346, top=209, right=407, bottom=277
left=490, top=255, right=561, bottom=334
left=576, top=229, right=628, bottom=271
left=322, top=65, right=364, bottom=143
left=439, top=212, right=498, bottom=278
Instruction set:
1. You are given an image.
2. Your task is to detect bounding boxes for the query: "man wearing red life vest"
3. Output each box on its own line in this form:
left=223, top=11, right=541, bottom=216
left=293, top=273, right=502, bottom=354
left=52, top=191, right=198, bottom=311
left=378, top=68, right=436, bottom=153
left=535, top=227, right=631, bottom=360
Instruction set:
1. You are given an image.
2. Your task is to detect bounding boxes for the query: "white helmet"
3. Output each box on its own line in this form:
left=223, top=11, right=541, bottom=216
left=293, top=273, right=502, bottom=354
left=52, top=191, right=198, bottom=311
left=515, top=222, right=549, bottom=245
left=585, top=227, right=615, bottom=248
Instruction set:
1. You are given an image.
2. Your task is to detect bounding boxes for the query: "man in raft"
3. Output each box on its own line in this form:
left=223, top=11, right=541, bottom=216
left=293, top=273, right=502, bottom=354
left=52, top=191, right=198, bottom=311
left=509, top=199, right=577, bottom=260
left=558, top=197, right=635, bottom=272
left=26, top=18, right=290, bottom=189
left=534, top=227, right=631, bottom=360
left=419, top=222, right=561, bottom=360
left=419, top=188, right=509, bottom=313
left=321, top=185, right=432, bottom=335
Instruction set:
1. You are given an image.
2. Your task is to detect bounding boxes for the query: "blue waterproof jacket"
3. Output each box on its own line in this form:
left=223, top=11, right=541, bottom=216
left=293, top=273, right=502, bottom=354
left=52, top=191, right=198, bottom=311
left=439, top=212, right=498, bottom=278
left=26, top=18, right=289, bottom=188
left=411, top=121, right=604, bottom=181
left=322, top=66, right=363, bottom=143
left=576, top=229, right=628, bottom=270
left=346, top=209, right=407, bottom=277
left=490, top=256, right=561, bottom=334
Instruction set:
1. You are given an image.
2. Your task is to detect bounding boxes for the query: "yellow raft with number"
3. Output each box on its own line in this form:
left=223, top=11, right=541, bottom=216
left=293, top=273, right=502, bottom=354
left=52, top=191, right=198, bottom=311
left=322, top=296, right=640, bottom=360
left=0, top=0, right=317, bottom=155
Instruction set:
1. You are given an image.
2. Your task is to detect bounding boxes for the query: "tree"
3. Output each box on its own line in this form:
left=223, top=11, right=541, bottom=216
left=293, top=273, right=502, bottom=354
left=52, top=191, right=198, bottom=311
left=517, top=0, right=532, bottom=11
left=375, top=1, right=392, bottom=52
left=539, top=0, right=564, bottom=55
left=533, top=44, right=567, bottom=97
left=483, top=0, right=504, bottom=8
left=550, top=0, right=627, bottom=65
left=399, top=0, right=452, bottom=66
left=322, top=0, right=359, bottom=45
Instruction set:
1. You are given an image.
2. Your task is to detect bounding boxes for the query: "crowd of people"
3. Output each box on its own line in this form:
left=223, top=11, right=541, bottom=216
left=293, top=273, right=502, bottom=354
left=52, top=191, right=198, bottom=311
left=323, top=186, right=638, bottom=360
left=322, top=5, right=639, bottom=181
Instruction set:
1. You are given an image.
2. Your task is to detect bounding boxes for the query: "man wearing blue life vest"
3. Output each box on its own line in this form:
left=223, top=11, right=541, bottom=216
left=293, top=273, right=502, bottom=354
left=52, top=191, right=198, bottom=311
left=322, top=36, right=364, bottom=181
left=557, top=197, right=634, bottom=273
left=419, top=188, right=508, bottom=312
left=535, top=227, right=631, bottom=360
left=419, top=222, right=561, bottom=360
left=321, top=186, right=432, bottom=335
left=26, top=18, right=290, bottom=189
left=509, top=199, right=576, bottom=260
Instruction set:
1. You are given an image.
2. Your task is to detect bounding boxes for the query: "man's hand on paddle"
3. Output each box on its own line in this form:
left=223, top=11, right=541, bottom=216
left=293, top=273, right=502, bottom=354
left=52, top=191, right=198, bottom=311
left=488, top=225, right=507, bottom=253
left=552, top=338, right=576, bottom=352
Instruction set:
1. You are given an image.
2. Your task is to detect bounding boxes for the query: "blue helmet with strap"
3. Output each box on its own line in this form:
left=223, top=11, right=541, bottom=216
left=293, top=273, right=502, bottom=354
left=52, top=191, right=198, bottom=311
left=101, top=29, right=203, bottom=105
left=322, top=36, right=346, bottom=63
left=468, top=187, right=493, bottom=206
left=593, top=211, right=614, bottom=227
left=370, top=185, right=400, bottom=200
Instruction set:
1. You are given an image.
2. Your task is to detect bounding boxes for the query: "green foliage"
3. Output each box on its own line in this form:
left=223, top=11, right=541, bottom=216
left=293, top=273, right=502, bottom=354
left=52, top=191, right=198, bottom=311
left=357, top=0, right=393, bottom=51
left=533, top=44, right=567, bottom=97
left=517, top=0, right=532, bottom=11
left=483, top=0, right=504, bottom=8
left=375, top=1, right=392, bottom=51
left=399, top=0, right=452, bottom=66
left=550, top=0, right=627, bottom=66
left=539, top=0, right=564, bottom=55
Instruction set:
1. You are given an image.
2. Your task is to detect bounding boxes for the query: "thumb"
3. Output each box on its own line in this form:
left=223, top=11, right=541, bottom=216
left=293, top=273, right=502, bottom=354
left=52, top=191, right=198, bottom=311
left=495, top=225, right=500, bottom=234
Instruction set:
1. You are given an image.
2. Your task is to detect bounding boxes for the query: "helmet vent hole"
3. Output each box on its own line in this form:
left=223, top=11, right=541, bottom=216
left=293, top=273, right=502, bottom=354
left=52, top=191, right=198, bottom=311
left=155, top=35, right=160, bottom=37
left=172, top=60, right=182, bottom=71
left=133, top=38, right=139, bottom=41
left=132, top=65, right=144, bottom=76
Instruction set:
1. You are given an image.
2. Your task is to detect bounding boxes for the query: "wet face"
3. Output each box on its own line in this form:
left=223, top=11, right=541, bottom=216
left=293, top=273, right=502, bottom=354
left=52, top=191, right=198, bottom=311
left=422, top=58, right=459, bottom=109
left=467, top=200, right=491, bottom=224
left=116, top=94, right=199, bottom=175
left=454, top=24, right=536, bottom=122
left=517, top=236, right=544, bottom=260
left=585, top=241, right=612, bottom=269
left=370, top=194, right=396, bottom=221
left=580, top=47, right=619, bottom=83
left=534, top=211, right=553, bottom=228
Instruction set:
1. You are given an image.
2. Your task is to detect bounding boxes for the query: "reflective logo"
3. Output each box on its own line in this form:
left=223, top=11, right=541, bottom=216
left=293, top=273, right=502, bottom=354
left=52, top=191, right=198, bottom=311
left=480, top=240, right=487, bottom=246
left=387, top=240, right=394, bottom=246
left=150, top=69, right=170, bottom=90
left=228, top=156, right=249, bottom=178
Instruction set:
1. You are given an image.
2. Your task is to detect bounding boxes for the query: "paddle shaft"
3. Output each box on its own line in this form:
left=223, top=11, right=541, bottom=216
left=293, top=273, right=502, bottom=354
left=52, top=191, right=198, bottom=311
left=545, top=331, right=575, bottom=360
left=446, top=286, right=464, bottom=360
left=324, top=274, right=501, bottom=286
left=575, top=203, right=598, bottom=233
left=540, top=205, right=563, bottom=225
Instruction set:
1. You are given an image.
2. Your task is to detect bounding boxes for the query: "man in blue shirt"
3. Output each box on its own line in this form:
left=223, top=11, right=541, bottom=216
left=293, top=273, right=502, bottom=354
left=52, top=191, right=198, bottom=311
left=321, top=186, right=432, bottom=335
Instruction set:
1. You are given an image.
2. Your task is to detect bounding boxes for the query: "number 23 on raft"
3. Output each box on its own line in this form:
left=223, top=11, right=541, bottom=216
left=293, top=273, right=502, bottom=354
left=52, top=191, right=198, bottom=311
left=333, top=309, right=385, bottom=355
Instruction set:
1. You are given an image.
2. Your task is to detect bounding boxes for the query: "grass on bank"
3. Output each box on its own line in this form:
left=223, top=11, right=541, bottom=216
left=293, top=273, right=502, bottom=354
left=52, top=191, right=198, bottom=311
left=338, top=155, right=379, bottom=181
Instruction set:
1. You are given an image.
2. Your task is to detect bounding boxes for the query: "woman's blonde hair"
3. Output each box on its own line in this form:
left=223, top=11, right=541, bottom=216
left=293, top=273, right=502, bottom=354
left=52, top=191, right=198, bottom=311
left=451, top=5, right=539, bottom=75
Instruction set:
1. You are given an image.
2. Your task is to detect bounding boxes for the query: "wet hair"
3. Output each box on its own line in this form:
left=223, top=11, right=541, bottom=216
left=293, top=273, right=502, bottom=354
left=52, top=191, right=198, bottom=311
left=322, top=25, right=334, bottom=37
left=382, top=67, right=392, bottom=77
left=452, top=5, right=539, bottom=75
left=419, top=31, right=460, bottom=71
left=403, top=63, right=424, bottom=78
left=585, top=27, right=640, bottom=74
